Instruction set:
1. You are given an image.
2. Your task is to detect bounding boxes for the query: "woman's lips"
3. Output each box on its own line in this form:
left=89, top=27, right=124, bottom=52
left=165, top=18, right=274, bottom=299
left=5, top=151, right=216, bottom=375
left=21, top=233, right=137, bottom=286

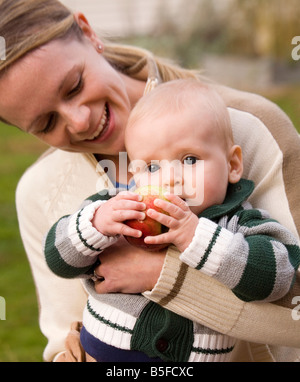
left=83, top=103, right=115, bottom=146
left=96, top=103, right=114, bottom=143
left=87, top=104, right=108, bottom=141
left=86, top=103, right=110, bottom=142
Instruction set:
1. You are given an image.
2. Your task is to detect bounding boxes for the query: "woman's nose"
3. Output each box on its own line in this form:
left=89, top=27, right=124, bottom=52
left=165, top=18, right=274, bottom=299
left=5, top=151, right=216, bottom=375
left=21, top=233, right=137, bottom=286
left=60, top=104, right=91, bottom=135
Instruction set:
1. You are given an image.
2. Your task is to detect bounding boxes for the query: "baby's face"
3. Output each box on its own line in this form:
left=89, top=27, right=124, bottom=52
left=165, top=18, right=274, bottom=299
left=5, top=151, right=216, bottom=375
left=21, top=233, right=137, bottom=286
left=126, top=107, right=233, bottom=215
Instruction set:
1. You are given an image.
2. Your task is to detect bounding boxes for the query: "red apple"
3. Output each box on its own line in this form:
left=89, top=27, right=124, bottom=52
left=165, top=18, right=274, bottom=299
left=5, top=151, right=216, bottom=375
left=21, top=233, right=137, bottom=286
left=124, top=185, right=169, bottom=251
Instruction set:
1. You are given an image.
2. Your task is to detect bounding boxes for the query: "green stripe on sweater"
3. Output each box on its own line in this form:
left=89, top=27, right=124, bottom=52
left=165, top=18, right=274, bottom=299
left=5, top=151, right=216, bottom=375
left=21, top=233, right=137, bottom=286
left=87, top=300, right=133, bottom=334
left=76, top=209, right=102, bottom=252
left=45, top=220, right=93, bottom=278
left=233, top=235, right=276, bottom=301
left=287, top=244, right=300, bottom=270
left=191, top=344, right=235, bottom=355
left=196, top=226, right=222, bottom=270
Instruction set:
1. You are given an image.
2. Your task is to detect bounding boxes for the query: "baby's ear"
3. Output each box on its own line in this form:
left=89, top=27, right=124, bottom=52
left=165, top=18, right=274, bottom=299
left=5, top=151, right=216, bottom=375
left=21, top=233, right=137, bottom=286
left=228, top=145, right=243, bottom=184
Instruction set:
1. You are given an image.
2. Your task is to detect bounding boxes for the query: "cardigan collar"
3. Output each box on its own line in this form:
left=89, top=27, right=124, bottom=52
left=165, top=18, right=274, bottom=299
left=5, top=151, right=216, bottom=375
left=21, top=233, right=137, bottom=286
left=199, top=178, right=254, bottom=220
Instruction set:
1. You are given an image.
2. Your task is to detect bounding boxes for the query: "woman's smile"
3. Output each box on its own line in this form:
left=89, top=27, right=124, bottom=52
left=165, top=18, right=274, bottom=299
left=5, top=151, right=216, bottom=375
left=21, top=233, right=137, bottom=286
left=85, top=103, right=111, bottom=142
left=0, top=37, right=138, bottom=154
left=86, top=103, right=108, bottom=141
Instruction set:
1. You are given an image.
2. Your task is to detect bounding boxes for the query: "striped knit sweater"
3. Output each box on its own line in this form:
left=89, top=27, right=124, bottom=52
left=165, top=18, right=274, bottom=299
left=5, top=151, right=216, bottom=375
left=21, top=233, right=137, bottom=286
left=44, top=179, right=300, bottom=362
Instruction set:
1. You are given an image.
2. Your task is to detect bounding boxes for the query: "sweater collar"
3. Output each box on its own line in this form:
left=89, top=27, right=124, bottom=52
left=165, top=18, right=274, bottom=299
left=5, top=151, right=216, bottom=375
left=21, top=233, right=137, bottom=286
left=199, top=178, right=254, bottom=220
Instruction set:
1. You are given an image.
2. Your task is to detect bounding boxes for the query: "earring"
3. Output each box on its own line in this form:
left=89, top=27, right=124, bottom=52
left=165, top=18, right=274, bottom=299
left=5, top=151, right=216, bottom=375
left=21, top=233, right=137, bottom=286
left=98, top=44, right=103, bottom=52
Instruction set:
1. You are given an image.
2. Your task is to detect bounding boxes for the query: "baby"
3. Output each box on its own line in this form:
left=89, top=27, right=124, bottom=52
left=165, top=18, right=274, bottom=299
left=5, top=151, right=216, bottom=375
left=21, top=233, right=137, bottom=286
left=44, top=79, right=300, bottom=362
left=124, top=79, right=243, bottom=253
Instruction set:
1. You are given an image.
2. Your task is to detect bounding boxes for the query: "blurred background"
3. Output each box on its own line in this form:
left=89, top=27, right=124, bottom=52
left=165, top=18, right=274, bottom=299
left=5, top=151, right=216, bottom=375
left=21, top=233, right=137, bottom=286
left=0, top=0, right=299, bottom=361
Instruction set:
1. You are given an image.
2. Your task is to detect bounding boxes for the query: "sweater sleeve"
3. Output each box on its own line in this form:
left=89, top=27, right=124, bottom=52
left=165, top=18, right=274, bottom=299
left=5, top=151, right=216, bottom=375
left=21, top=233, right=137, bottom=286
left=44, top=197, right=119, bottom=279
left=180, top=204, right=300, bottom=302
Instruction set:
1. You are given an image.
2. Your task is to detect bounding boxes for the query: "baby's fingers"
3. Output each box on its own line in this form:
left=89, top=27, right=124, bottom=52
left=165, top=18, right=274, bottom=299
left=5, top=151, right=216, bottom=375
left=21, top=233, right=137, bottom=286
left=144, top=233, right=170, bottom=246
left=164, top=193, right=190, bottom=210
left=153, top=197, right=187, bottom=220
left=116, top=191, right=143, bottom=202
left=146, top=208, right=179, bottom=229
left=114, top=222, right=142, bottom=238
left=112, top=209, right=145, bottom=223
left=115, top=199, right=146, bottom=212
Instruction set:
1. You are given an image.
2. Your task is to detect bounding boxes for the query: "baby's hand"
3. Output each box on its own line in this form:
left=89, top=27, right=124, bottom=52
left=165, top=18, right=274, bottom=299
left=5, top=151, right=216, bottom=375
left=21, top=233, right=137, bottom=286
left=144, top=193, right=199, bottom=252
left=92, top=191, right=146, bottom=238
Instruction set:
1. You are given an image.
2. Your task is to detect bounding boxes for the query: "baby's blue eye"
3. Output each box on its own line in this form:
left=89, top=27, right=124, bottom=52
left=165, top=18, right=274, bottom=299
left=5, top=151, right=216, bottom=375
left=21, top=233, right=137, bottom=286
left=147, top=163, right=160, bottom=173
left=184, top=156, right=197, bottom=165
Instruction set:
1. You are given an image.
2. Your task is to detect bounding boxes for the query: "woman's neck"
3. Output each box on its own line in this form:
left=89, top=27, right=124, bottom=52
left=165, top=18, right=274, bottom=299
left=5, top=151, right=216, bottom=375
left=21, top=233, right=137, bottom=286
left=120, top=72, right=146, bottom=109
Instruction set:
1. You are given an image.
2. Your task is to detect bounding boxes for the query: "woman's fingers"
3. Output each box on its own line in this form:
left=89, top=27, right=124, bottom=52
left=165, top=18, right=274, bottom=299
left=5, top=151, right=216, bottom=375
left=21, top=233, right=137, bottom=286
left=94, top=237, right=166, bottom=294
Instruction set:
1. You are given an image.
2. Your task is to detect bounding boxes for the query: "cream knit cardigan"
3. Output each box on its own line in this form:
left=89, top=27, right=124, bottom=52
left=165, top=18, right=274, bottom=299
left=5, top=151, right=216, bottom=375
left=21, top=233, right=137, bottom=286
left=16, top=83, right=300, bottom=362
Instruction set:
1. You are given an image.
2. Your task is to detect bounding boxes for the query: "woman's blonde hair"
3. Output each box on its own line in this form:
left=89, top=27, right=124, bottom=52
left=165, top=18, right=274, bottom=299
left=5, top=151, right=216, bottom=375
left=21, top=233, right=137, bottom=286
left=0, top=0, right=201, bottom=83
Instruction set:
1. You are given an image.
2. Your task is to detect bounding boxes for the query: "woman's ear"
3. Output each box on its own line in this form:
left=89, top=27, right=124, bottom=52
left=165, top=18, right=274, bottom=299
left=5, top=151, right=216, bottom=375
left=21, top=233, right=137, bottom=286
left=73, top=12, right=103, bottom=51
left=228, top=145, right=243, bottom=184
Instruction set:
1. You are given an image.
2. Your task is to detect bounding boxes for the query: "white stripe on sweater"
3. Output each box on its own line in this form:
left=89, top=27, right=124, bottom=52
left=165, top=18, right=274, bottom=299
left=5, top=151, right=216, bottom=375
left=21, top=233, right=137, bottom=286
left=83, top=296, right=137, bottom=350
left=68, top=200, right=118, bottom=256
left=188, top=333, right=236, bottom=362
left=180, top=218, right=234, bottom=276
left=265, top=240, right=296, bottom=302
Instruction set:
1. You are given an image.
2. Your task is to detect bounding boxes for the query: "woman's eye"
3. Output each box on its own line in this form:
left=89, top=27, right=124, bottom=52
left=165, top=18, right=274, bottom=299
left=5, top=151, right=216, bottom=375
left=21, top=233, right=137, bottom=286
left=68, top=76, right=83, bottom=97
left=183, top=156, right=198, bottom=165
left=147, top=163, right=160, bottom=173
left=42, top=113, right=56, bottom=134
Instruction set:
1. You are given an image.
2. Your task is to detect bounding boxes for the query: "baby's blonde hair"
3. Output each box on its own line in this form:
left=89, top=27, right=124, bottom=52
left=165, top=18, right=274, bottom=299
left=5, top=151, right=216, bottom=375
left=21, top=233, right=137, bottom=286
left=128, top=79, right=234, bottom=150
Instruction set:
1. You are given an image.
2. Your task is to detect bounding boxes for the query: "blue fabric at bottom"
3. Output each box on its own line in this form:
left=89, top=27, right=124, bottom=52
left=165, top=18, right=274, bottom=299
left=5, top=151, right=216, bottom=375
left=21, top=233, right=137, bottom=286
left=80, top=326, right=163, bottom=362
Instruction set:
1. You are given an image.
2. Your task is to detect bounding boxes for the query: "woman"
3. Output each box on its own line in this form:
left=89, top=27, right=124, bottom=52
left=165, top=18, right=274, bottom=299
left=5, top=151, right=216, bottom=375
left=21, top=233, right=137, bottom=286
left=0, top=0, right=299, bottom=362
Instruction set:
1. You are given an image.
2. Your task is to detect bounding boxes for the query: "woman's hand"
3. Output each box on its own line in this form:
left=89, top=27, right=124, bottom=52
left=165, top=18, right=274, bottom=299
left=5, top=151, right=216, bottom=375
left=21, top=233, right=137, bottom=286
left=94, top=236, right=166, bottom=294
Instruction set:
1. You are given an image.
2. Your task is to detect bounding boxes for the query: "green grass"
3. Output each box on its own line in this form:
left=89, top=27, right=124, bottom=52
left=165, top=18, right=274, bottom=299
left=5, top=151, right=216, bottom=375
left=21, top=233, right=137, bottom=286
left=0, top=124, right=47, bottom=362
left=0, top=86, right=299, bottom=362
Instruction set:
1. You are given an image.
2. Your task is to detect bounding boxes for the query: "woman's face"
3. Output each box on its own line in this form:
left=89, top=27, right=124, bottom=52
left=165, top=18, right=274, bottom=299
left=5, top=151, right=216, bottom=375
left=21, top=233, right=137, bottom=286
left=0, top=35, right=144, bottom=155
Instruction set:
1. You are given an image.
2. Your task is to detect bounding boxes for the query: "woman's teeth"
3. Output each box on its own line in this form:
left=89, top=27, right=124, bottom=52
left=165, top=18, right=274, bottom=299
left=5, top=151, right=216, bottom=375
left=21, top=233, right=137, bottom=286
left=87, top=105, right=109, bottom=141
